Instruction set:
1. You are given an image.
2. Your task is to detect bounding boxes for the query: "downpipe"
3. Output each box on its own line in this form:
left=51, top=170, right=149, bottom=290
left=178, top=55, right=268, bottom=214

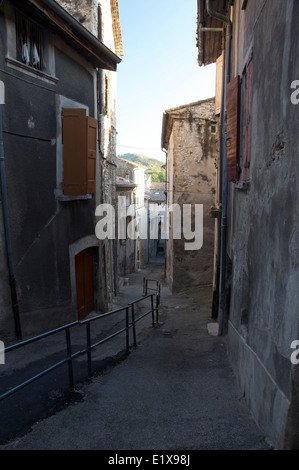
left=206, top=0, right=232, bottom=335
left=213, top=49, right=225, bottom=317
left=0, top=92, right=22, bottom=340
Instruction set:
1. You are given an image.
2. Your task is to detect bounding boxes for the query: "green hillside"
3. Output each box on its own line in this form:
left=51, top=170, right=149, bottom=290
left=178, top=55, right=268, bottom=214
left=117, top=153, right=166, bottom=182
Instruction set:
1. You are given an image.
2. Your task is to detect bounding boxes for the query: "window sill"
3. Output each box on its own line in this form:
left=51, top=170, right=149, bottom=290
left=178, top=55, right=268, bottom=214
left=55, top=192, right=93, bottom=202
left=6, top=58, right=58, bottom=85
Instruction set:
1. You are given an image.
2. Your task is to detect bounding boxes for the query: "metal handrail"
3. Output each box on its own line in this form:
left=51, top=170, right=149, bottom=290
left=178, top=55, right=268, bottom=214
left=0, top=290, right=160, bottom=401
left=143, top=278, right=161, bottom=323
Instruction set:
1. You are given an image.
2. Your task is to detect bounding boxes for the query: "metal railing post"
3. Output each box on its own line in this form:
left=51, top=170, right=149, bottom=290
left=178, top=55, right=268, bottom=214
left=86, top=322, right=92, bottom=382
left=125, top=306, right=130, bottom=352
left=151, top=294, right=155, bottom=327
left=65, top=327, right=74, bottom=392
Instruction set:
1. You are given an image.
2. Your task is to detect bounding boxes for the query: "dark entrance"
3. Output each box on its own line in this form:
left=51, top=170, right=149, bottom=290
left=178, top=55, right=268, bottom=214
left=75, top=247, right=94, bottom=320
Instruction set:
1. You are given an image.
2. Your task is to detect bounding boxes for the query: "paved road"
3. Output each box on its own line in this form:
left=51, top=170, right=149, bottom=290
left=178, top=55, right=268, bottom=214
left=0, top=257, right=272, bottom=450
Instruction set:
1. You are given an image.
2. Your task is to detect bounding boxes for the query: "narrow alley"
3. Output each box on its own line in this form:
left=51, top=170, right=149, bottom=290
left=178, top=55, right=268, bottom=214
left=0, top=256, right=271, bottom=451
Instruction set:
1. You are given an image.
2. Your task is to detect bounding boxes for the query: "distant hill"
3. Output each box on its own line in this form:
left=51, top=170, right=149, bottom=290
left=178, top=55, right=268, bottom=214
left=117, top=153, right=166, bottom=182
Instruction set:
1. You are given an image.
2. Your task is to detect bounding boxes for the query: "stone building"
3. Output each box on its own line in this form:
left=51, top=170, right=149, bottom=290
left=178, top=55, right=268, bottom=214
left=57, top=0, right=124, bottom=310
left=0, top=0, right=121, bottom=340
left=148, top=182, right=166, bottom=259
left=197, top=0, right=299, bottom=449
left=115, top=157, right=148, bottom=276
left=161, top=98, right=218, bottom=293
left=115, top=157, right=138, bottom=278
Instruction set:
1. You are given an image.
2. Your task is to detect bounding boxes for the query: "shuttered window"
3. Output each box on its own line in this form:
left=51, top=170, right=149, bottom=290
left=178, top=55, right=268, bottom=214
left=226, top=75, right=240, bottom=182
left=62, top=109, right=97, bottom=196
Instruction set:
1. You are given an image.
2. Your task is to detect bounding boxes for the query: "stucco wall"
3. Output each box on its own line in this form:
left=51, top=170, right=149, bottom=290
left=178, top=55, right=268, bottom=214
left=0, top=2, right=101, bottom=338
left=226, top=0, right=299, bottom=449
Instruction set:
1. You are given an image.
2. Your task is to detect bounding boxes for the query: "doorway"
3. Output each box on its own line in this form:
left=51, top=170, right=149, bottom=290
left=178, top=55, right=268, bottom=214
left=75, top=247, right=95, bottom=320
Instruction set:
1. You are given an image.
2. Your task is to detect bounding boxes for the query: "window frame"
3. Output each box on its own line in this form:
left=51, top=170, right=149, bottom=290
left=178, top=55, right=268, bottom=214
left=15, top=10, right=46, bottom=72
left=55, top=96, right=97, bottom=201
left=4, top=4, right=57, bottom=84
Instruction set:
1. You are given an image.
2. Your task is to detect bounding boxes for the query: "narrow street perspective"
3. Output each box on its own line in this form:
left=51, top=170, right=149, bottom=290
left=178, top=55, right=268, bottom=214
left=0, top=0, right=298, bottom=454
left=0, top=256, right=270, bottom=450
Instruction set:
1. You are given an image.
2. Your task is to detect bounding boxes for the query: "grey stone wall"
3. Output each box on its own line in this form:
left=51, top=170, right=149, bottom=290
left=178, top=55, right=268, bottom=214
left=226, top=0, right=299, bottom=449
left=165, top=98, right=218, bottom=293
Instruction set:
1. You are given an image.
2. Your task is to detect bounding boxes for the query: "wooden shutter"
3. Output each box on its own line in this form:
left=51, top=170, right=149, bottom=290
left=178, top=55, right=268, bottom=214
left=62, top=108, right=87, bottom=196
left=87, top=117, right=97, bottom=194
left=226, top=75, right=240, bottom=182
left=243, top=53, right=253, bottom=181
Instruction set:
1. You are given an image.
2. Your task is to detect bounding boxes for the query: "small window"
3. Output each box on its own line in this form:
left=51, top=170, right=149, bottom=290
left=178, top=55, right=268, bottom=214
left=211, top=125, right=216, bottom=134
left=15, top=11, right=45, bottom=71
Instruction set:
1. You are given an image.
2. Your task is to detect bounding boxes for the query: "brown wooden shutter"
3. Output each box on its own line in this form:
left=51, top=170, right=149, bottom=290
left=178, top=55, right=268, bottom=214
left=87, top=117, right=97, bottom=194
left=243, top=53, right=253, bottom=181
left=62, top=108, right=87, bottom=196
left=226, top=75, right=240, bottom=182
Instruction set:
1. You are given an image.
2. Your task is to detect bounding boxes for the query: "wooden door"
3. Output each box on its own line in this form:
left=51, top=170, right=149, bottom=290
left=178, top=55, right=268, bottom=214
left=75, top=248, right=94, bottom=320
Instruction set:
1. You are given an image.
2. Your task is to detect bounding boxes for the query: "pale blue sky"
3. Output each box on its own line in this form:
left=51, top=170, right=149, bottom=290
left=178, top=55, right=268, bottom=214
left=116, top=0, right=216, bottom=162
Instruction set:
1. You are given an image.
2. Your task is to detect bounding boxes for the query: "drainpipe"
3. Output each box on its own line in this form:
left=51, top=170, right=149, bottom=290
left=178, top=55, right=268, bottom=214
left=206, top=0, right=232, bottom=335
left=0, top=85, right=22, bottom=340
left=213, top=49, right=225, bottom=316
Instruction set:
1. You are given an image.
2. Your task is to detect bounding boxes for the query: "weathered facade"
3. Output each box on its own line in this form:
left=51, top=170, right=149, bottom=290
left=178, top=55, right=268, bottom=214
left=161, top=98, right=218, bottom=293
left=115, top=157, right=148, bottom=275
left=115, top=157, right=138, bottom=278
left=57, top=0, right=124, bottom=314
left=197, top=0, right=299, bottom=449
left=0, top=0, right=121, bottom=340
left=147, top=182, right=166, bottom=259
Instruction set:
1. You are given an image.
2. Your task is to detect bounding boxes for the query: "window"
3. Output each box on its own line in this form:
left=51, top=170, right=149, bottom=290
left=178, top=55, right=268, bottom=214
left=15, top=11, right=45, bottom=71
left=227, top=50, right=253, bottom=184
left=62, top=109, right=97, bottom=196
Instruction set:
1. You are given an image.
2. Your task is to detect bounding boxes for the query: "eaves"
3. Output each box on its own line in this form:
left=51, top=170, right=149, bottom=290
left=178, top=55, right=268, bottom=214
left=197, top=0, right=228, bottom=66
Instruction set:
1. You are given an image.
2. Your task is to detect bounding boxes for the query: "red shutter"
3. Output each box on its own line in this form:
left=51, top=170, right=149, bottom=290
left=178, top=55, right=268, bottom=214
left=87, top=117, right=97, bottom=194
left=243, top=53, right=253, bottom=181
left=62, top=108, right=87, bottom=196
left=226, top=75, right=240, bottom=182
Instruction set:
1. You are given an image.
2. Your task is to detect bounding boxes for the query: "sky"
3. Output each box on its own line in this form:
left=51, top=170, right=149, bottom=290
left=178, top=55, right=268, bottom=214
left=116, top=0, right=216, bottom=163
